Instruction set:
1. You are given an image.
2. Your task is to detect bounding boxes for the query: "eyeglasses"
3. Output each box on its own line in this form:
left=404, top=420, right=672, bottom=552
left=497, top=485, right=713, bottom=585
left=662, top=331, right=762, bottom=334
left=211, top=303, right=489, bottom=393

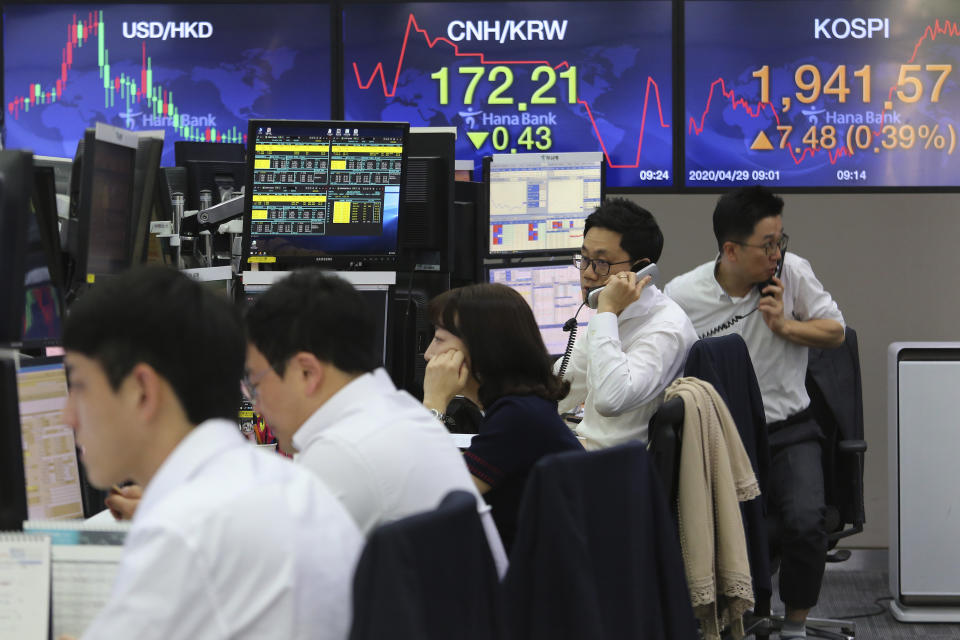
left=241, top=370, right=267, bottom=404
left=732, top=233, right=789, bottom=258
left=573, top=254, right=634, bottom=276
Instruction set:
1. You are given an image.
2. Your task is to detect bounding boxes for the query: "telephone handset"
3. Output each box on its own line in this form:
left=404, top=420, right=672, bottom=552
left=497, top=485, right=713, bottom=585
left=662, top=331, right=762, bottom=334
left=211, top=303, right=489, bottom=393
left=586, top=262, right=660, bottom=310
left=558, top=261, right=657, bottom=378
left=757, top=254, right=784, bottom=297
left=699, top=252, right=787, bottom=339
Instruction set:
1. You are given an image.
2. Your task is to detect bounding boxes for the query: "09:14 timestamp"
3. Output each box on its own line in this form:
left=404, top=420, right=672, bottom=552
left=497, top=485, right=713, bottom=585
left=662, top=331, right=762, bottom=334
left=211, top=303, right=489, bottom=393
left=836, top=169, right=867, bottom=181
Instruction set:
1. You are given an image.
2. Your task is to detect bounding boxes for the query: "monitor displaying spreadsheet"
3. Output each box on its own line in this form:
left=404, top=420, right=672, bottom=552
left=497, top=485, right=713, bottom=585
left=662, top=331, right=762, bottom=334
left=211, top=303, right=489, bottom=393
left=16, top=359, right=84, bottom=521
left=485, top=151, right=603, bottom=255
left=488, top=261, right=594, bottom=356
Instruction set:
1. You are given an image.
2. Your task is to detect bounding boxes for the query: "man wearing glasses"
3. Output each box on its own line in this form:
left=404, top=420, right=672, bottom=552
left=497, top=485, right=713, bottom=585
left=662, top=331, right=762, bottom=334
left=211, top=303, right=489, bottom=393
left=555, top=197, right=697, bottom=449
left=664, top=186, right=844, bottom=640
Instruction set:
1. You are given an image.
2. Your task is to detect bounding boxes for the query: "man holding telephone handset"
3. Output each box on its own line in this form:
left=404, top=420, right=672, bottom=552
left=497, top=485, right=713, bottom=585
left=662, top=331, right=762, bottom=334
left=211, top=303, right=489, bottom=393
left=555, top=198, right=697, bottom=450
left=665, top=186, right=844, bottom=640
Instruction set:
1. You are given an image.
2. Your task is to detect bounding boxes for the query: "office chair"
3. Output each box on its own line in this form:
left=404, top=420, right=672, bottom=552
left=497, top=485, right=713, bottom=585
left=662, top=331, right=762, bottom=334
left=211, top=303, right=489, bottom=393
left=502, top=443, right=699, bottom=640
left=680, top=335, right=773, bottom=601
left=807, top=326, right=867, bottom=556
left=349, top=490, right=500, bottom=640
left=648, top=394, right=684, bottom=503
left=746, top=326, right=867, bottom=640
left=649, top=375, right=762, bottom=639
left=650, top=331, right=867, bottom=639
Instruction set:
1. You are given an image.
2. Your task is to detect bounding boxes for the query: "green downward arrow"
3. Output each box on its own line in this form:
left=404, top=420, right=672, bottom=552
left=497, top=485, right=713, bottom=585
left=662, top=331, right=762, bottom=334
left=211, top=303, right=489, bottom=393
left=467, top=131, right=490, bottom=150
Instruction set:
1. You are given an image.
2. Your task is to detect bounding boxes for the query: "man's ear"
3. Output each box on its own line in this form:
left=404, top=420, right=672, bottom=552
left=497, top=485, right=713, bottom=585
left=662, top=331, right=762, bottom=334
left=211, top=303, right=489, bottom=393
left=291, top=352, right=326, bottom=396
left=127, top=363, right=163, bottom=424
left=721, top=240, right=740, bottom=263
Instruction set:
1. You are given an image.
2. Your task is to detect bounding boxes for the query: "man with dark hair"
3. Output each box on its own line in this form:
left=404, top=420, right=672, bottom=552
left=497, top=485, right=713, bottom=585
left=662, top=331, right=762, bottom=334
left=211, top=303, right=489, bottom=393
left=244, top=269, right=504, bottom=570
left=665, top=186, right=845, bottom=639
left=556, top=197, right=697, bottom=449
left=61, top=266, right=362, bottom=640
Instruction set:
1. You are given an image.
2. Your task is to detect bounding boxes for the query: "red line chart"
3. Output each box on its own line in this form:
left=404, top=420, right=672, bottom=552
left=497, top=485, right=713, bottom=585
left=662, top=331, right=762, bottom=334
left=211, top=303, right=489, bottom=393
left=687, top=18, right=960, bottom=166
left=350, top=13, right=670, bottom=169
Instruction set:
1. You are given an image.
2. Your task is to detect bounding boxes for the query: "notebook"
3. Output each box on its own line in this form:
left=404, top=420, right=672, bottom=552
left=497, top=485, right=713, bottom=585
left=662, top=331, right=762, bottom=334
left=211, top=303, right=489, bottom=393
left=0, top=533, right=51, bottom=640
left=21, top=519, right=130, bottom=638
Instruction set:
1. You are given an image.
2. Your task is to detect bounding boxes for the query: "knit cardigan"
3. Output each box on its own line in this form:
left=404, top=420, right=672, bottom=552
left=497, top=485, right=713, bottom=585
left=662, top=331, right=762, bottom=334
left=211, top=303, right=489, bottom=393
left=665, top=376, right=760, bottom=640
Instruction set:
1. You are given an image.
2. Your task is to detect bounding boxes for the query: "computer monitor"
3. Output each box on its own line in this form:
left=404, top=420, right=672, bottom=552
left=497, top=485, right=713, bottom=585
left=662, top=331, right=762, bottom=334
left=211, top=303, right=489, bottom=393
left=451, top=179, right=487, bottom=285
left=174, top=141, right=246, bottom=168
left=242, top=120, right=408, bottom=271
left=33, top=155, right=73, bottom=198
left=21, top=282, right=63, bottom=348
left=487, top=260, right=595, bottom=357
left=175, top=140, right=246, bottom=211
left=33, top=155, right=73, bottom=228
left=22, top=168, right=65, bottom=347
left=483, top=151, right=604, bottom=256
left=65, top=123, right=139, bottom=293
left=0, top=358, right=86, bottom=529
left=15, top=358, right=85, bottom=521
left=0, top=150, right=34, bottom=346
left=241, top=282, right=390, bottom=367
left=130, top=134, right=165, bottom=266
left=401, top=129, right=455, bottom=271
left=31, top=166, right=63, bottom=287
left=184, top=160, right=246, bottom=211
left=0, top=359, right=28, bottom=529
left=454, top=160, right=474, bottom=182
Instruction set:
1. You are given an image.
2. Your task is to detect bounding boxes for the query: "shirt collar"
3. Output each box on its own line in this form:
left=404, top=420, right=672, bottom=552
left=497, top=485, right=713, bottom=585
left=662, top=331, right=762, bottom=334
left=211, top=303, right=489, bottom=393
left=618, top=283, right=663, bottom=321
left=710, top=255, right=739, bottom=302
left=135, top=419, right=245, bottom=522
left=292, top=367, right=395, bottom=452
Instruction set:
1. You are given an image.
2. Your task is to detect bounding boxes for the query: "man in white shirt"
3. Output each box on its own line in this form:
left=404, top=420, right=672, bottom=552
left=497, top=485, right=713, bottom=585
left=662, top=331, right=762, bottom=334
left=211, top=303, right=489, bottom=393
left=665, top=186, right=845, bottom=640
left=61, top=266, right=362, bottom=640
left=243, top=269, right=504, bottom=571
left=556, top=198, right=698, bottom=449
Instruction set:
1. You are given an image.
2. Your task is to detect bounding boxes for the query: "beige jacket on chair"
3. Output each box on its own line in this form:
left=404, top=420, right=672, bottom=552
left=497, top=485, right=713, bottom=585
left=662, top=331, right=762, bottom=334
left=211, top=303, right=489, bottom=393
left=665, top=376, right=760, bottom=640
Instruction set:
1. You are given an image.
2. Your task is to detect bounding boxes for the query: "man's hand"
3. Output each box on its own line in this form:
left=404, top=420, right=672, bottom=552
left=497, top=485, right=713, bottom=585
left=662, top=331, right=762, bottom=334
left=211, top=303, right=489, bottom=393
left=105, top=484, right=143, bottom=521
left=597, top=271, right=651, bottom=316
left=758, top=276, right=845, bottom=348
left=757, top=275, right=787, bottom=335
left=423, top=349, right=469, bottom=412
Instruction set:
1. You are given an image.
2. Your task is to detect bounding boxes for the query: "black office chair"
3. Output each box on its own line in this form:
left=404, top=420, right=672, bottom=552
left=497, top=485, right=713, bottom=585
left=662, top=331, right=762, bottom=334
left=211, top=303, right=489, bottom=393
left=349, top=490, right=500, bottom=640
left=647, top=394, right=684, bottom=504
left=502, top=443, right=699, bottom=640
left=677, top=335, right=773, bottom=602
left=806, top=326, right=867, bottom=557
left=650, top=333, right=866, bottom=639
left=648, top=372, right=765, bottom=639
left=747, top=326, right=867, bottom=640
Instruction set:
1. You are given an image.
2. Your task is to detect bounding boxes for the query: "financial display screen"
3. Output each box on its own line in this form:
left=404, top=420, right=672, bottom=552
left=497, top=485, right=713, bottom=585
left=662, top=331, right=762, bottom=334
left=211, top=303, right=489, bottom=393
left=343, top=1, right=673, bottom=188
left=243, top=120, right=406, bottom=268
left=685, top=0, right=960, bottom=188
left=3, top=4, right=332, bottom=167
left=486, top=151, right=602, bottom=254
left=488, top=262, right=594, bottom=356
left=16, top=361, right=84, bottom=521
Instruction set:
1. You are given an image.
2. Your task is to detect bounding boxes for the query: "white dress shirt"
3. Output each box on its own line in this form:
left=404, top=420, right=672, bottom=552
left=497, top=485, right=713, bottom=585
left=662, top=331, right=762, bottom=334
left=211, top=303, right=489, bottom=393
left=293, top=368, right=487, bottom=535
left=664, top=252, right=844, bottom=423
left=82, top=419, right=362, bottom=640
left=556, top=284, right=698, bottom=448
